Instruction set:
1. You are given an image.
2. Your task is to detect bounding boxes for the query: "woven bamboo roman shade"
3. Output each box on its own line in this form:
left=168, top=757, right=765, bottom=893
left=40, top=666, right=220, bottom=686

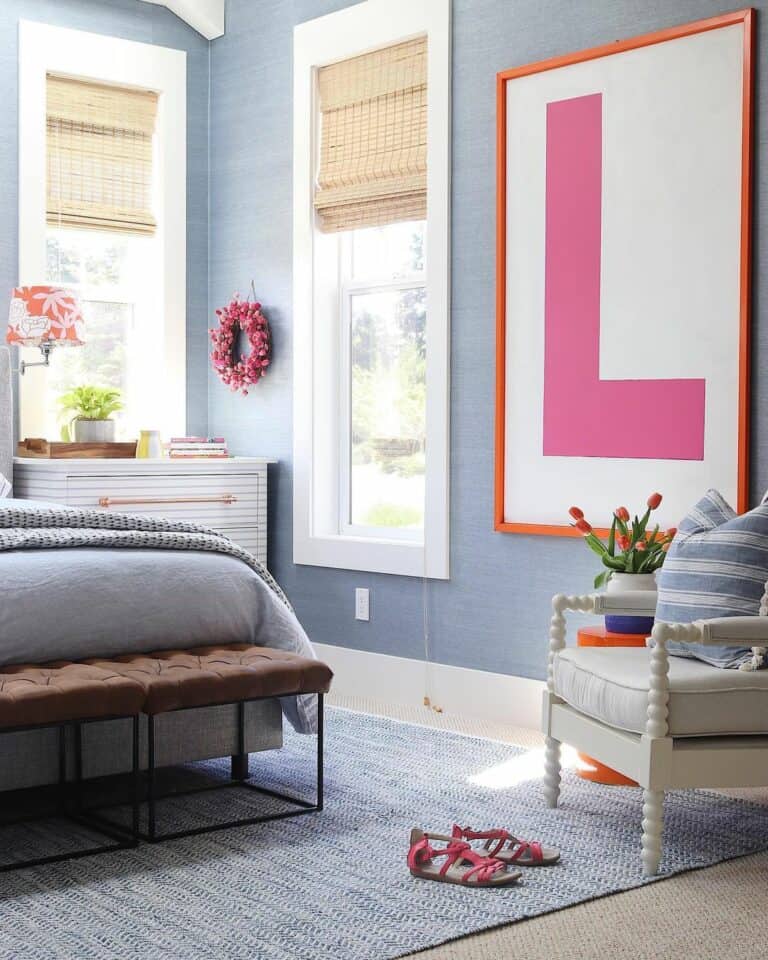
left=47, top=75, right=159, bottom=235
left=315, top=36, right=427, bottom=233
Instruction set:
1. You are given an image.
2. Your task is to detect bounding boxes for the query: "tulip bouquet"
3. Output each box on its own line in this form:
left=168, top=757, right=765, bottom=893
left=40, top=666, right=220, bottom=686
left=569, top=493, right=677, bottom=589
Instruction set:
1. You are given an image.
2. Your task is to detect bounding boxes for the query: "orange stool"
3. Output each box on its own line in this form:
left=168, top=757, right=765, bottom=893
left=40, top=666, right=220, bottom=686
left=575, top=626, right=648, bottom=786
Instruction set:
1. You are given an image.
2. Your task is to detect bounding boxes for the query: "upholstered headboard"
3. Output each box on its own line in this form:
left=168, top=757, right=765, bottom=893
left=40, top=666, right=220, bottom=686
left=0, top=347, right=12, bottom=489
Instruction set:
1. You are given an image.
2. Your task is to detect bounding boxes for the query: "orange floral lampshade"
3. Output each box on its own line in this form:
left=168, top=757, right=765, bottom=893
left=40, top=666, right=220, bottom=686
left=6, top=286, right=85, bottom=348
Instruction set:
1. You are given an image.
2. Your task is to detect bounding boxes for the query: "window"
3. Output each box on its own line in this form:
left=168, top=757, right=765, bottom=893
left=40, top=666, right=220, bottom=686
left=44, top=228, right=160, bottom=439
left=18, top=22, right=186, bottom=441
left=341, top=221, right=426, bottom=538
left=293, top=0, right=450, bottom=578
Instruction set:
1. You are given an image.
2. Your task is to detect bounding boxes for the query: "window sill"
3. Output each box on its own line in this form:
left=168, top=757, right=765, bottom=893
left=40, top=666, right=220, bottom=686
left=294, top=533, right=447, bottom=579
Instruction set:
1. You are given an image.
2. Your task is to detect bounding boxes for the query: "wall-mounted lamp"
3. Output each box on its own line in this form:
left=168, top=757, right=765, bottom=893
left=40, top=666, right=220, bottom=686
left=5, top=286, right=85, bottom=374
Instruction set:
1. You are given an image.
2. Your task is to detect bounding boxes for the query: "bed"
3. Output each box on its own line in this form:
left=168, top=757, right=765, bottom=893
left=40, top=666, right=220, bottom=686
left=0, top=346, right=307, bottom=790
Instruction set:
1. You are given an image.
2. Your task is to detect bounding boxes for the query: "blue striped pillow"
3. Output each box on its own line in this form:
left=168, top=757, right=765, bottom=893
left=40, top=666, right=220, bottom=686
left=655, top=490, right=768, bottom=668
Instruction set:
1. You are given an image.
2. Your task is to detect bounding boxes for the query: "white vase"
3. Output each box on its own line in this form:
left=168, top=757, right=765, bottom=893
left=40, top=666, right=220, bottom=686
left=605, top=572, right=657, bottom=635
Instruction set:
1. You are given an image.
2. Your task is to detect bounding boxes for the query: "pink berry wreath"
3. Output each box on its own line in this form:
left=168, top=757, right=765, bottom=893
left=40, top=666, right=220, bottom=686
left=210, top=289, right=271, bottom=395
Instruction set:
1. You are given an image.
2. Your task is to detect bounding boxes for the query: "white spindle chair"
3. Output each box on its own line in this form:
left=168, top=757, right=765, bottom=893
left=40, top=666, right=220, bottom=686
left=543, top=591, right=768, bottom=875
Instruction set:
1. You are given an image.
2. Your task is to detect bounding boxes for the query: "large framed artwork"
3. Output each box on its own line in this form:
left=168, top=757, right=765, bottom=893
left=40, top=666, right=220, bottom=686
left=495, top=10, right=753, bottom=535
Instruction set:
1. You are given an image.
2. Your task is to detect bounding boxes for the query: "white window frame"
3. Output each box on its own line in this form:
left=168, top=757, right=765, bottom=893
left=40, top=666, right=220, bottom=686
left=293, top=0, right=451, bottom=579
left=18, top=20, right=187, bottom=439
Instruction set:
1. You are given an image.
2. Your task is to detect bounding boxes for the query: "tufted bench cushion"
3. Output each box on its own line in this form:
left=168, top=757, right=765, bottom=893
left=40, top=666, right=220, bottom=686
left=84, top=645, right=333, bottom=715
left=0, top=662, right=145, bottom=730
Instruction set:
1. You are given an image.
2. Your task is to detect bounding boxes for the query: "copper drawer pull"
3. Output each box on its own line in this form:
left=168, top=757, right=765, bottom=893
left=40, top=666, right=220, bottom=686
left=98, top=494, right=238, bottom=508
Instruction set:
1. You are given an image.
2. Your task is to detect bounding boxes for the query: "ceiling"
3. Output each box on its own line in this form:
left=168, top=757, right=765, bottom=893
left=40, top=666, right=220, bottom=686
left=138, top=0, right=225, bottom=40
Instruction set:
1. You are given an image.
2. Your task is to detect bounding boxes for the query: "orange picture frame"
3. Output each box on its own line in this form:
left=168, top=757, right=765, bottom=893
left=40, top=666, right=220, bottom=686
left=494, top=9, right=754, bottom=536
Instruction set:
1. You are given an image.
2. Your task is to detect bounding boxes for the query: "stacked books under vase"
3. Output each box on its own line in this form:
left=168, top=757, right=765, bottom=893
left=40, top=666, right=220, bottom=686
left=165, top=437, right=231, bottom=459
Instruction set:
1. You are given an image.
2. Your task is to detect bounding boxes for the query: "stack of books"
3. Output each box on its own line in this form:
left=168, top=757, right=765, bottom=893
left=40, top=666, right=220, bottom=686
left=165, top=437, right=230, bottom=459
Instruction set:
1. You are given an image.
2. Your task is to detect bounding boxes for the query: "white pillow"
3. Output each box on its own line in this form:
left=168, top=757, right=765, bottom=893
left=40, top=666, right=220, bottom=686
left=0, top=474, right=11, bottom=498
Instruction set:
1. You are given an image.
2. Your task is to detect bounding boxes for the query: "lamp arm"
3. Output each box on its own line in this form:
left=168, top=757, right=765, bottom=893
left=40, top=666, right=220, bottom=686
left=15, top=341, right=54, bottom=376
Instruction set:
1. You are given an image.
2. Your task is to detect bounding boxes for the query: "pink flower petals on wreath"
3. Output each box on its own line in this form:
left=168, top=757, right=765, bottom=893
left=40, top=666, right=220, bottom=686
left=210, top=292, right=271, bottom=395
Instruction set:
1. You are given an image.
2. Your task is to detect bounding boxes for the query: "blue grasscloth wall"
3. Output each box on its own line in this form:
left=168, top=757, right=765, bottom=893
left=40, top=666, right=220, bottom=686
left=2, top=0, right=209, bottom=435
left=209, top=0, right=768, bottom=681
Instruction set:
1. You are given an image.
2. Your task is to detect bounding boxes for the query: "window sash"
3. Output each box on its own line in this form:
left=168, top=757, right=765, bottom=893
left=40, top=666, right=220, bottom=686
left=338, top=233, right=426, bottom=541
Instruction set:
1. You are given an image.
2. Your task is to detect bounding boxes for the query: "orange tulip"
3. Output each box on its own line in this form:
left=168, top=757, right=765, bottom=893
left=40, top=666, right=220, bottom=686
left=665, top=527, right=677, bottom=539
left=636, top=541, right=647, bottom=552
left=614, top=506, right=630, bottom=522
left=575, top=518, right=592, bottom=534
left=647, top=492, right=663, bottom=510
left=616, top=534, right=630, bottom=551
left=569, top=506, right=584, bottom=521
left=662, top=541, right=671, bottom=553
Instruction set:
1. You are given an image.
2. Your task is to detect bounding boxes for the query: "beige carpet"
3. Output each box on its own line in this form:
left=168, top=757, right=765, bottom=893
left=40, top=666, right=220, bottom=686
left=328, top=693, right=768, bottom=960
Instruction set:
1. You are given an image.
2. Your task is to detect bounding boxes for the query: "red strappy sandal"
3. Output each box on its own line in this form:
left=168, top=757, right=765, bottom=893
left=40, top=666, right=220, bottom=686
left=408, top=828, right=522, bottom=887
left=450, top=825, right=560, bottom=866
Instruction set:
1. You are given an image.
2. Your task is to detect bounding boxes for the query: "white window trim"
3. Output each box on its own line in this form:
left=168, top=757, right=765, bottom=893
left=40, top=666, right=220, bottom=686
left=293, top=0, right=451, bottom=579
left=18, top=20, right=187, bottom=438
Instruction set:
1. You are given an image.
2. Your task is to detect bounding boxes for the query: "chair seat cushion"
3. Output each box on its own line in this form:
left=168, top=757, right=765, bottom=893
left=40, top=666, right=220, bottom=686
left=553, top=647, right=768, bottom=736
left=85, top=645, right=333, bottom=715
left=0, top=663, right=145, bottom=730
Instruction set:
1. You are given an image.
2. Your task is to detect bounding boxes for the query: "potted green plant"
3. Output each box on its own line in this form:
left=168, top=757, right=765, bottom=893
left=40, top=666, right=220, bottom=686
left=58, top=385, right=123, bottom=443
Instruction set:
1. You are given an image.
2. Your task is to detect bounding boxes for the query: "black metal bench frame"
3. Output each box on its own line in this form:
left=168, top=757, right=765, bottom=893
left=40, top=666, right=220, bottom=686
left=0, top=714, right=140, bottom=873
left=88, top=692, right=324, bottom=843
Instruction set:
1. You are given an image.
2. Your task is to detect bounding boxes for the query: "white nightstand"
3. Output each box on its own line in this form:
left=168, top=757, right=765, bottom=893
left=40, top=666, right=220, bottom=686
left=13, top=456, right=275, bottom=566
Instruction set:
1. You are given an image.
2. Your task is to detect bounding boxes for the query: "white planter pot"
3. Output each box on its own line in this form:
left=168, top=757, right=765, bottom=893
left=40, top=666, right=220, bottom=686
left=606, top=572, right=657, bottom=595
left=605, top=572, right=657, bottom=635
left=74, top=418, right=115, bottom=443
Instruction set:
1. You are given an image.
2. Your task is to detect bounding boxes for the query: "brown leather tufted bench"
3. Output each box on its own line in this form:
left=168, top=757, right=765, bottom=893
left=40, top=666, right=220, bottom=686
left=84, top=645, right=333, bottom=715
left=0, top=661, right=144, bottom=872
left=84, top=644, right=333, bottom=842
left=0, top=662, right=145, bottom=730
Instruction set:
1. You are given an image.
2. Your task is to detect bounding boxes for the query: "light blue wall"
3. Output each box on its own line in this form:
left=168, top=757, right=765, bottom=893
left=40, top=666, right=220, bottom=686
left=4, top=2, right=765, bottom=680
left=2, top=0, right=210, bottom=434
left=209, top=0, right=768, bottom=682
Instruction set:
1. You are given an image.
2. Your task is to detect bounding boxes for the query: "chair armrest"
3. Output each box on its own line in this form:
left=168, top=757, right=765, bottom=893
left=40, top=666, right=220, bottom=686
left=691, top=616, right=768, bottom=646
left=546, top=590, right=656, bottom=696
left=651, top=617, right=768, bottom=648
left=649, top=616, right=768, bottom=690
left=547, top=593, right=597, bottom=691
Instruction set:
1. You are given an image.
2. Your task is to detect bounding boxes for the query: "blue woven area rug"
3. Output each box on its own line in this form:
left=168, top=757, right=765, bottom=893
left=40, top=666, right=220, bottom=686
left=1, top=707, right=767, bottom=960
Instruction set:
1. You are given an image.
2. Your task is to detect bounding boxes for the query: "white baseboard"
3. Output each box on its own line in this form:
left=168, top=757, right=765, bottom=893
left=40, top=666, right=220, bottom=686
left=314, top=643, right=544, bottom=730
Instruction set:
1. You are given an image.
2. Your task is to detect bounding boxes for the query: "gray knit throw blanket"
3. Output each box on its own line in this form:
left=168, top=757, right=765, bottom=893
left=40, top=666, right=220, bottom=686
left=0, top=504, right=291, bottom=608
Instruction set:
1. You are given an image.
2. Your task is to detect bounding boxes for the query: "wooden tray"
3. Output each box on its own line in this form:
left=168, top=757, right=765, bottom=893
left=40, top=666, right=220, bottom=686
left=17, top=438, right=137, bottom=459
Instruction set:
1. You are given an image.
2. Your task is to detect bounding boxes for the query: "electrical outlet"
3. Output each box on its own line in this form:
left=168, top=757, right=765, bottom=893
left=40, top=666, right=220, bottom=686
left=355, top=588, right=370, bottom=621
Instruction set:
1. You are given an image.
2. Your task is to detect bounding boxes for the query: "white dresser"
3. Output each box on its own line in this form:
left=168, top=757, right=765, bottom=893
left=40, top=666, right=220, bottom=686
left=13, top=456, right=274, bottom=566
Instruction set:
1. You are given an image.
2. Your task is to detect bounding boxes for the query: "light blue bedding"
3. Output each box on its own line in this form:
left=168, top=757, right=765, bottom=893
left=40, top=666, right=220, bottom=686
left=0, top=499, right=318, bottom=731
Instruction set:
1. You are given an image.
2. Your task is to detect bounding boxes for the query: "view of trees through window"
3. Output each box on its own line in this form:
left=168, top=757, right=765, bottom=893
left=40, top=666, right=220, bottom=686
left=44, top=227, right=156, bottom=440
left=347, top=221, right=426, bottom=532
